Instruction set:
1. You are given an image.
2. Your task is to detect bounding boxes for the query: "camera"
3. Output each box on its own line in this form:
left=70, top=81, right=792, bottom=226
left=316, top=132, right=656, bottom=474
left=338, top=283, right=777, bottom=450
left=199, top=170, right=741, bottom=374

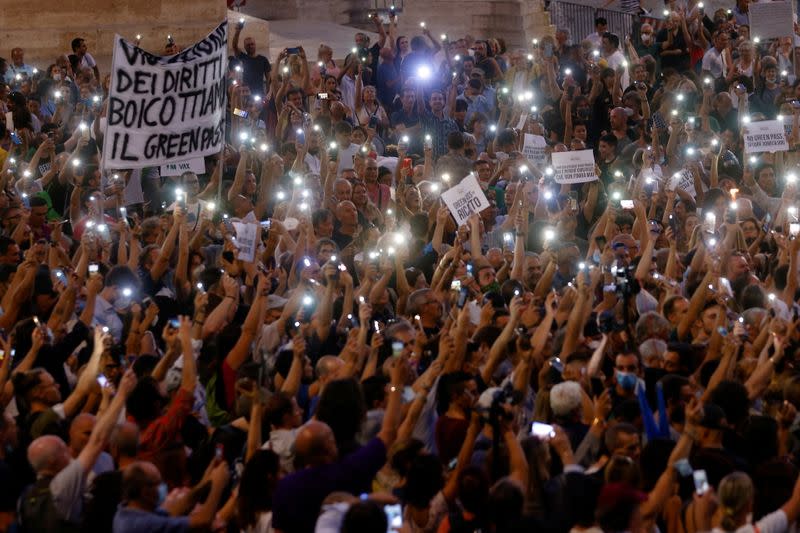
left=476, top=384, right=521, bottom=424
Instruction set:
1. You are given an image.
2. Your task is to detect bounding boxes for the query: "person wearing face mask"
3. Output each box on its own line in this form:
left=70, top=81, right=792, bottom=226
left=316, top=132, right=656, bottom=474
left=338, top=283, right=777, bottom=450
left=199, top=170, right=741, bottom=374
left=113, top=459, right=230, bottom=533
left=611, top=351, right=643, bottom=409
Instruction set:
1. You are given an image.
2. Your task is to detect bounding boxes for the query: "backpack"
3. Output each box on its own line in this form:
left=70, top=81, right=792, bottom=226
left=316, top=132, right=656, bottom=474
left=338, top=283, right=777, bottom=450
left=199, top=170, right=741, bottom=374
left=18, top=476, right=80, bottom=533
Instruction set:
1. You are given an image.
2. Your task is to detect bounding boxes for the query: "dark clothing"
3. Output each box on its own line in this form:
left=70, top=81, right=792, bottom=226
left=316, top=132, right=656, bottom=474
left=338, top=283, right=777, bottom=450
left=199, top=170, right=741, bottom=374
left=272, top=437, right=387, bottom=533
left=435, top=415, right=469, bottom=465
left=656, top=28, right=690, bottom=72
left=236, top=53, right=271, bottom=96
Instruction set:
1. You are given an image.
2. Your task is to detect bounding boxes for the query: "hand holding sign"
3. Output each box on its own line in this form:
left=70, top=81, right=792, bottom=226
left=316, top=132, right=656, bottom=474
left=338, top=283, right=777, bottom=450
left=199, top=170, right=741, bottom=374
left=441, top=174, right=490, bottom=227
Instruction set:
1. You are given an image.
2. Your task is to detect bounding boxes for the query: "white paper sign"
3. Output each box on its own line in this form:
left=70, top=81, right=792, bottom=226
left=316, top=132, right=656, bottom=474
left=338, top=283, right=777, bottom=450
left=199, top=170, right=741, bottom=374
left=232, top=221, right=258, bottom=263
left=551, top=149, right=598, bottom=184
left=522, top=134, right=547, bottom=168
left=103, top=21, right=228, bottom=169
left=516, top=113, right=529, bottom=131
left=668, top=169, right=697, bottom=198
left=441, top=174, right=490, bottom=227
left=159, top=157, right=207, bottom=176
left=749, top=1, right=794, bottom=40
left=743, top=120, right=789, bottom=153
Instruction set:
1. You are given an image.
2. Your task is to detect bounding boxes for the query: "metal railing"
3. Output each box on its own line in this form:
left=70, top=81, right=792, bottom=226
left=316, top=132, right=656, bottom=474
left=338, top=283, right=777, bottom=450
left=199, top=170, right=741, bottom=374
left=547, top=0, right=663, bottom=47
left=373, top=0, right=404, bottom=12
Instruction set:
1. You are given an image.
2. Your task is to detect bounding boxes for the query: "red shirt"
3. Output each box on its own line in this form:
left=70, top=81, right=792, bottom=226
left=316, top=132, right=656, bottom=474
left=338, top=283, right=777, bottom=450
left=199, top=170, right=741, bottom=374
left=134, top=386, right=194, bottom=463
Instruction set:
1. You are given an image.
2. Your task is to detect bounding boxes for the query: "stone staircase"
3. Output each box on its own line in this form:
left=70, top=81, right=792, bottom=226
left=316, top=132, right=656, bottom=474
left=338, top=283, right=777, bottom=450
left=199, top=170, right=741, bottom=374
left=244, top=0, right=556, bottom=49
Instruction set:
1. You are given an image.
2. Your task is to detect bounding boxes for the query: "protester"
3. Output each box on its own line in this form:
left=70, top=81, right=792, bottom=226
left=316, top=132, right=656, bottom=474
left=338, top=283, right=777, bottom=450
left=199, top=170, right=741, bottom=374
left=3, top=4, right=800, bottom=533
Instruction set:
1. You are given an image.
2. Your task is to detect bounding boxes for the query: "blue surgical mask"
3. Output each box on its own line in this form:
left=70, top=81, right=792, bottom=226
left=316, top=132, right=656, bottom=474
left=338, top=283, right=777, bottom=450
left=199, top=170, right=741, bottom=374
left=157, top=482, right=168, bottom=507
left=616, top=371, right=637, bottom=391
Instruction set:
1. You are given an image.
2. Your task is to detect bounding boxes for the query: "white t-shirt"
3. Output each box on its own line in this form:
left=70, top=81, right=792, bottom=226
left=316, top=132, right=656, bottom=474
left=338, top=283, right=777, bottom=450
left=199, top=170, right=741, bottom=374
left=702, top=47, right=727, bottom=79
left=336, top=143, right=359, bottom=174
left=711, top=509, right=788, bottom=533
left=262, top=427, right=299, bottom=473
left=605, top=50, right=629, bottom=89
left=79, top=52, right=97, bottom=70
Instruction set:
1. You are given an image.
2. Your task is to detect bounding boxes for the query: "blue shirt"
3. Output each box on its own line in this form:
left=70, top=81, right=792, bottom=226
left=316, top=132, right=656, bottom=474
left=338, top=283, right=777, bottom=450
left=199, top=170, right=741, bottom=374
left=456, top=91, right=495, bottom=124
left=421, top=111, right=459, bottom=160
left=112, top=506, right=190, bottom=533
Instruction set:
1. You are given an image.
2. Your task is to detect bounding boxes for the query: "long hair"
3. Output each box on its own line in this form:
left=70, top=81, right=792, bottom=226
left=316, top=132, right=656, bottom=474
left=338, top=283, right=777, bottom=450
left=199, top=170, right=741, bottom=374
left=315, top=378, right=366, bottom=457
left=718, top=471, right=754, bottom=531
left=237, top=450, right=280, bottom=529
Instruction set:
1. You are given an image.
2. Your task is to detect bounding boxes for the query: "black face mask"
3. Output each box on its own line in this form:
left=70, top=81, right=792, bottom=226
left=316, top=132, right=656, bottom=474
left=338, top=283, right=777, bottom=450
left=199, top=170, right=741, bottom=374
left=577, top=108, right=591, bottom=119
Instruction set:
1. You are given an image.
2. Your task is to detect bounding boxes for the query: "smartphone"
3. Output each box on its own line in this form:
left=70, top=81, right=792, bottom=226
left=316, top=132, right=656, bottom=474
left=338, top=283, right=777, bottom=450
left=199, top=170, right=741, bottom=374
left=590, top=376, right=605, bottom=397
left=668, top=214, right=678, bottom=233
left=674, top=458, right=693, bottom=477
left=215, top=443, right=224, bottom=461
left=296, top=129, right=306, bottom=145
left=384, top=504, right=403, bottom=531
left=457, top=287, right=469, bottom=308
left=317, top=92, right=329, bottom=100
left=88, top=263, right=99, bottom=273
left=286, top=47, right=301, bottom=55
left=233, top=108, right=249, bottom=118
left=401, top=157, right=413, bottom=170
left=620, top=200, right=635, bottom=210
left=543, top=43, right=554, bottom=58
left=168, top=318, right=180, bottom=329
left=97, top=374, right=109, bottom=388
left=368, top=115, right=379, bottom=129
left=450, top=279, right=461, bottom=291
left=693, top=469, right=709, bottom=495
left=531, top=422, right=555, bottom=439
left=9, top=131, right=21, bottom=145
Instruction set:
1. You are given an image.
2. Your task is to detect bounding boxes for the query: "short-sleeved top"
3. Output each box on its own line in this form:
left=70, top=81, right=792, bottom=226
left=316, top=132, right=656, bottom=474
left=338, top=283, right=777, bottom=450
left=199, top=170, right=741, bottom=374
left=112, top=505, right=190, bottom=533
left=50, top=458, right=87, bottom=524
left=420, top=112, right=459, bottom=160
left=272, top=437, right=387, bottom=533
left=237, top=53, right=271, bottom=96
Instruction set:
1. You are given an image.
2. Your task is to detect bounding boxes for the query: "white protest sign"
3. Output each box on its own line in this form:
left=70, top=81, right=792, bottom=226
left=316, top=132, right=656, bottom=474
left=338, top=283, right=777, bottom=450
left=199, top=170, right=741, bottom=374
left=551, top=149, right=598, bottom=184
left=668, top=169, right=697, bottom=198
left=743, top=120, right=789, bottom=154
left=159, top=157, right=207, bottom=176
left=516, top=113, right=528, bottom=131
left=749, top=1, right=794, bottom=40
left=232, top=221, right=258, bottom=263
left=103, top=21, right=228, bottom=169
left=522, top=134, right=547, bottom=169
left=441, top=174, right=490, bottom=227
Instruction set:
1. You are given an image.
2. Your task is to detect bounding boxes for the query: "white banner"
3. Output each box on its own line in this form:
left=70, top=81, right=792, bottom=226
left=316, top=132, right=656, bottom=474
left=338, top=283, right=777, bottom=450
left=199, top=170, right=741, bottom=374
left=232, top=221, right=258, bottom=263
left=743, top=120, right=789, bottom=154
left=160, top=157, right=207, bottom=176
left=103, top=21, right=228, bottom=169
left=522, top=134, right=547, bottom=169
left=441, top=174, right=490, bottom=227
left=749, top=1, right=794, bottom=40
left=551, top=149, right=598, bottom=184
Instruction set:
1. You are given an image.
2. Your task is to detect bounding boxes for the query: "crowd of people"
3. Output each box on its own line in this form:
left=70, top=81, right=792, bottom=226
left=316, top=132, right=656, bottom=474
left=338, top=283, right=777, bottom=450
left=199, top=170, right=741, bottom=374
left=1, top=0, right=800, bottom=531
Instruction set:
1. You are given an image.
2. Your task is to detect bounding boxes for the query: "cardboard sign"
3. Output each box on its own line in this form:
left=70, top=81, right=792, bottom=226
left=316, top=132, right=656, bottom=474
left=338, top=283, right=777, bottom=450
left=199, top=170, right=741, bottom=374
left=668, top=169, right=697, bottom=198
left=231, top=221, right=258, bottom=263
left=522, top=134, right=547, bottom=169
left=103, top=21, right=228, bottom=169
left=441, top=174, right=490, bottom=227
left=743, top=120, right=789, bottom=154
left=159, top=157, right=207, bottom=176
left=749, top=1, right=794, bottom=39
left=550, top=149, right=598, bottom=184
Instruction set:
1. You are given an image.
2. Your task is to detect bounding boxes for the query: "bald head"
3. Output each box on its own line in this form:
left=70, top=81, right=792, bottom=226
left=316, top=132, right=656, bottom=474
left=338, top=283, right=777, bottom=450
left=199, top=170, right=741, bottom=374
left=293, top=420, right=337, bottom=468
left=122, top=461, right=161, bottom=509
left=28, top=435, right=71, bottom=476
left=315, top=355, right=344, bottom=383
left=111, top=421, right=140, bottom=464
left=68, top=413, right=96, bottom=456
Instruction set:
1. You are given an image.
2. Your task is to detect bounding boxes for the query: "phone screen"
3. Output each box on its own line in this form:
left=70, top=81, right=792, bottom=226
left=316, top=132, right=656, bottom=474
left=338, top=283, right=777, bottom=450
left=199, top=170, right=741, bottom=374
left=531, top=422, right=555, bottom=439
left=384, top=504, right=403, bottom=532
left=693, top=470, right=709, bottom=495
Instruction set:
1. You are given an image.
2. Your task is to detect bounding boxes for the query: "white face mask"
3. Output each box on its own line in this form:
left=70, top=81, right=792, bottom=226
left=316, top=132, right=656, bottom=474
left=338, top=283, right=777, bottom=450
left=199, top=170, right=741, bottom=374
left=766, top=75, right=777, bottom=84
left=587, top=339, right=602, bottom=350
left=641, top=34, right=652, bottom=43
